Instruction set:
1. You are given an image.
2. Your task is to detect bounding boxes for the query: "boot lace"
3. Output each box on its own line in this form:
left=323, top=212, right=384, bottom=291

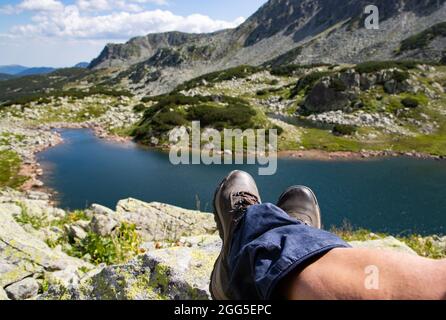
left=230, top=191, right=259, bottom=219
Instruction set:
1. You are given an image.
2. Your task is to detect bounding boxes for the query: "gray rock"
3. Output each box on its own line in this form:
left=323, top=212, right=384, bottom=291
left=0, top=209, right=92, bottom=288
left=0, top=203, right=22, bottom=217
left=4, top=277, right=40, bottom=300
left=384, top=80, right=397, bottom=94
left=90, top=214, right=118, bottom=237
left=42, top=235, right=221, bottom=300
left=302, top=79, right=355, bottom=114
left=65, top=225, right=88, bottom=240
left=0, top=287, right=8, bottom=300
left=115, top=199, right=217, bottom=242
left=90, top=204, right=115, bottom=216
left=45, top=265, right=81, bottom=288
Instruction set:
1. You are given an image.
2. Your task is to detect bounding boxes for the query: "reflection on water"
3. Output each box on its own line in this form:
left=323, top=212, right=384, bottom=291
left=38, top=129, right=446, bottom=235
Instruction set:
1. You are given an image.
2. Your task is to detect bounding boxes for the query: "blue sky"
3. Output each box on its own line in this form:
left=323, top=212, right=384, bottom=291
left=0, top=0, right=267, bottom=67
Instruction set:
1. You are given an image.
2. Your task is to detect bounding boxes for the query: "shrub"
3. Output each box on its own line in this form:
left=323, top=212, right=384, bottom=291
left=332, top=124, right=357, bottom=136
left=187, top=103, right=257, bottom=130
left=330, top=78, right=347, bottom=92
left=401, top=97, right=420, bottom=109
left=71, top=222, right=141, bottom=265
left=272, top=124, right=284, bottom=136
left=270, top=63, right=331, bottom=76
left=400, top=22, right=446, bottom=52
left=0, top=150, right=27, bottom=189
left=15, top=202, right=47, bottom=229
left=355, top=60, right=419, bottom=74
left=133, top=103, right=146, bottom=112
left=290, top=71, right=332, bottom=97
left=133, top=93, right=275, bottom=142
left=393, top=70, right=410, bottom=82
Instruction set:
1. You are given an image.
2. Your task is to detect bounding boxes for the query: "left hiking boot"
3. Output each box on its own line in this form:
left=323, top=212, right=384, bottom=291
left=210, top=170, right=261, bottom=300
left=277, top=186, right=322, bottom=229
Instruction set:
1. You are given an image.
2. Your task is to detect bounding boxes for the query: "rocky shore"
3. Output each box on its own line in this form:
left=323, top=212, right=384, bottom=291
left=0, top=94, right=141, bottom=193
left=0, top=188, right=444, bottom=300
left=279, top=149, right=445, bottom=161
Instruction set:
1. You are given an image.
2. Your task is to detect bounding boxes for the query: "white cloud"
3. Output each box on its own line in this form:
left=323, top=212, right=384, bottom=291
left=17, top=0, right=64, bottom=12
left=10, top=6, right=245, bottom=40
left=75, top=0, right=168, bottom=12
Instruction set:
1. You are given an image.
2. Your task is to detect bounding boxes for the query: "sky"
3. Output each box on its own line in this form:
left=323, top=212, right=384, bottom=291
left=0, top=0, right=267, bottom=67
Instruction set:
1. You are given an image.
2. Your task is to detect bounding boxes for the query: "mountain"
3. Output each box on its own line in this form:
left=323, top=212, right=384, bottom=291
left=0, top=65, right=29, bottom=75
left=0, top=65, right=57, bottom=76
left=74, top=62, right=89, bottom=68
left=0, top=73, right=14, bottom=81
left=88, top=0, right=446, bottom=95
left=16, top=67, right=56, bottom=76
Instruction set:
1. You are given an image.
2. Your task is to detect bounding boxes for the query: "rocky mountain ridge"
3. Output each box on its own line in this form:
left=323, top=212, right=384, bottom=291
left=88, top=0, right=446, bottom=96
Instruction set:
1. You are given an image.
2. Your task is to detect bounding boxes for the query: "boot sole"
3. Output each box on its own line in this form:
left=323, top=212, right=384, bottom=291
left=210, top=170, right=261, bottom=300
left=209, top=171, right=235, bottom=300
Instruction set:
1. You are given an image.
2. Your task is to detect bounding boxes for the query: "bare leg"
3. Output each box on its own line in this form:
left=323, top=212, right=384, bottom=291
left=281, top=248, right=446, bottom=300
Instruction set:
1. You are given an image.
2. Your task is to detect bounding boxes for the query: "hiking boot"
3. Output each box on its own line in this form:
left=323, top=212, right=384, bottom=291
left=210, top=170, right=261, bottom=300
left=277, top=186, right=321, bottom=229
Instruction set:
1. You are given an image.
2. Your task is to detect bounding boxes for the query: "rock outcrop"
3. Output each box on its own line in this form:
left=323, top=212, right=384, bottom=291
left=42, top=235, right=221, bottom=300
left=1, top=189, right=445, bottom=300
left=114, top=199, right=216, bottom=242
left=0, top=196, right=92, bottom=300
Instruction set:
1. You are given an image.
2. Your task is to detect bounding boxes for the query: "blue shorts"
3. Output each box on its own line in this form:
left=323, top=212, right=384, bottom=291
left=228, top=203, right=350, bottom=300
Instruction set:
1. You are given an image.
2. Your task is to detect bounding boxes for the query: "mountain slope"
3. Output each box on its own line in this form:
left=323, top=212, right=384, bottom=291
left=0, top=65, right=28, bottom=75
left=0, top=73, right=14, bottom=81
left=88, top=0, right=446, bottom=96
left=16, top=67, right=56, bottom=76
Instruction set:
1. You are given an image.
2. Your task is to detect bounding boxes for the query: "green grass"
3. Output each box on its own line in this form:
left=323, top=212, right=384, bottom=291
left=0, top=150, right=27, bottom=189
left=300, top=127, right=364, bottom=152
left=15, top=202, right=48, bottom=229
left=0, top=133, right=26, bottom=146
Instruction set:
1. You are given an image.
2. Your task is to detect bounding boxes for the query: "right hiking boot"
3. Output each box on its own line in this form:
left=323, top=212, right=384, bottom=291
left=210, top=170, right=261, bottom=300
left=277, top=186, right=322, bottom=229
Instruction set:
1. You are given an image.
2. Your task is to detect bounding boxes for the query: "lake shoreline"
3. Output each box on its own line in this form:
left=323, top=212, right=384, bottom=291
left=22, top=124, right=445, bottom=199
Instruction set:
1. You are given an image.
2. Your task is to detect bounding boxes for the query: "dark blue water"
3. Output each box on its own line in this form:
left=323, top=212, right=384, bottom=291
left=38, top=129, right=446, bottom=235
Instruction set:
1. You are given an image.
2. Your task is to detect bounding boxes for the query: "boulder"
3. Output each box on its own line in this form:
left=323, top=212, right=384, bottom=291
left=90, top=214, right=118, bottom=237
left=42, top=235, right=221, bottom=300
left=4, top=277, right=39, bottom=300
left=0, top=203, right=22, bottom=217
left=90, top=204, right=115, bottom=216
left=0, top=287, right=8, bottom=300
left=0, top=209, right=92, bottom=292
left=349, top=236, right=418, bottom=255
left=45, top=265, right=82, bottom=288
left=302, top=80, right=354, bottom=114
left=115, top=199, right=217, bottom=242
left=65, top=225, right=88, bottom=240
